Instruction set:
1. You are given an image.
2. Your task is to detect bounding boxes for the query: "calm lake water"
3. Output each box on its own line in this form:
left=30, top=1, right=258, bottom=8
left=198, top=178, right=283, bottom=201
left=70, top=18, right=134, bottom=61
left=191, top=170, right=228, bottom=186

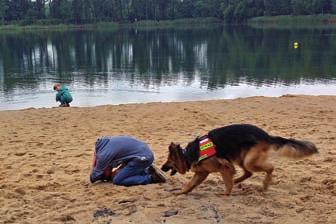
left=0, top=25, right=336, bottom=110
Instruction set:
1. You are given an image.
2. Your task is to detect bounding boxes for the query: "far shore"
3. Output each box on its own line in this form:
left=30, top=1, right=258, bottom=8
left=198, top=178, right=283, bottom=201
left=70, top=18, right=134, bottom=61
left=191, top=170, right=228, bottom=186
left=249, top=14, right=336, bottom=28
left=2, top=15, right=336, bottom=32
left=0, top=17, right=221, bottom=32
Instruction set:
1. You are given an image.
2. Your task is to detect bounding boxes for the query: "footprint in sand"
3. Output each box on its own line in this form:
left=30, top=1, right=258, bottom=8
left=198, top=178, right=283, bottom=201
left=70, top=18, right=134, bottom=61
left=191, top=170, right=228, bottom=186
left=5, top=165, right=12, bottom=170
left=15, top=188, right=26, bottom=195
left=299, top=176, right=312, bottom=183
left=124, top=205, right=137, bottom=216
left=9, top=139, right=24, bottom=143
left=93, top=207, right=116, bottom=221
left=74, top=153, right=86, bottom=158
left=162, top=209, right=178, bottom=217
left=64, top=169, right=80, bottom=175
left=56, top=215, right=76, bottom=223
left=46, top=169, right=55, bottom=174
left=14, top=152, right=26, bottom=156
left=323, top=157, right=334, bottom=162
left=322, top=179, right=336, bottom=190
left=22, top=173, right=32, bottom=177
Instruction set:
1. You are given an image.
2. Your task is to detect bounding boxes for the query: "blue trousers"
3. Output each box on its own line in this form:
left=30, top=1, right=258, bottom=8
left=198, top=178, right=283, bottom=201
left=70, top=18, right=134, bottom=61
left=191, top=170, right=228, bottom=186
left=113, top=156, right=153, bottom=186
left=60, top=96, right=71, bottom=105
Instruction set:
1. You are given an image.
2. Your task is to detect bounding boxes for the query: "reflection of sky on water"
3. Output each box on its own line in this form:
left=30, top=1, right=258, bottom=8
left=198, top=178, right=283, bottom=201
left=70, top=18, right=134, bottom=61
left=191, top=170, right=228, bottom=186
left=1, top=76, right=335, bottom=111
left=1, top=26, right=336, bottom=110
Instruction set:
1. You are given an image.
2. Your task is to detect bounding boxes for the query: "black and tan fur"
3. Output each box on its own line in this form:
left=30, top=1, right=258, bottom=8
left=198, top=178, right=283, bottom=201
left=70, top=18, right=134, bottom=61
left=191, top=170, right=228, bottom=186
left=161, top=124, right=318, bottom=195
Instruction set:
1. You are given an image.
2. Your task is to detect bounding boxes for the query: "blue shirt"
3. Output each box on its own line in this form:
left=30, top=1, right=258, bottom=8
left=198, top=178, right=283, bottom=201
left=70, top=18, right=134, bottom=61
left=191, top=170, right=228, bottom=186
left=90, top=136, right=153, bottom=183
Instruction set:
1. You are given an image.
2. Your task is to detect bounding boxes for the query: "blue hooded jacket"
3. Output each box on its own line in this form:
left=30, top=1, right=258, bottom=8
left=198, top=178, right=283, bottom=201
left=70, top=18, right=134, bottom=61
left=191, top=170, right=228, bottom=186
left=56, top=85, right=73, bottom=103
left=90, top=136, right=154, bottom=183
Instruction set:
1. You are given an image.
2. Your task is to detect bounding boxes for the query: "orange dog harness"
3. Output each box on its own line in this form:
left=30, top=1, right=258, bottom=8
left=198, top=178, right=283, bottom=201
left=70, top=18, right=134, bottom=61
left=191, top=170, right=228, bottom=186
left=198, top=136, right=216, bottom=162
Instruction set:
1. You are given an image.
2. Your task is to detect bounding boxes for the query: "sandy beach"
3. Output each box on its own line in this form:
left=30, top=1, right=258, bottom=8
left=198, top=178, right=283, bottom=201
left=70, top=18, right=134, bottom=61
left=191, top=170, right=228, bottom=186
left=0, top=95, right=335, bottom=224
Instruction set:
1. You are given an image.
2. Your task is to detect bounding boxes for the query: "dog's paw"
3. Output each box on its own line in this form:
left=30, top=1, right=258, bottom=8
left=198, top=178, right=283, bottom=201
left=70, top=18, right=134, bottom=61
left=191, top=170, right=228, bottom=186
left=223, top=191, right=232, bottom=196
left=262, top=181, right=271, bottom=191
left=262, top=185, right=269, bottom=191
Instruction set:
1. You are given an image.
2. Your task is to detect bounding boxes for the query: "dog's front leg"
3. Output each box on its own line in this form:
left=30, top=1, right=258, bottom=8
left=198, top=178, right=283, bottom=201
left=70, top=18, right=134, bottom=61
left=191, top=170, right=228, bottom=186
left=177, top=172, right=209, bottom=195
left=220, top=171, right=234, bottom=195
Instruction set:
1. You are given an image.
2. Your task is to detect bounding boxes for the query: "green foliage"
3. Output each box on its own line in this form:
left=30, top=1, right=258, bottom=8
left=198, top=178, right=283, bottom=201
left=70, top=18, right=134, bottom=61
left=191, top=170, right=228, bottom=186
left=223, top=5, right=235, bottom=23
left=222, top=0, right=265, bottom=23
left=249, top=14, right=336, bottom=28
left=265, top=0, right=291, bottom=16
left=290, top=0, right=331, bottom=15
left=1, top=0, right=336, bottom=26
left=129, top=17, right=221, bottom=28
left=292, top=0, right=312, bottom=15
left=0, top=0, right=9, bottom=24
left=50, top=0, right=72, bottom=21
left=312, top=0, right=332, bottom=14
left=233, top=0, right=248, bottom=22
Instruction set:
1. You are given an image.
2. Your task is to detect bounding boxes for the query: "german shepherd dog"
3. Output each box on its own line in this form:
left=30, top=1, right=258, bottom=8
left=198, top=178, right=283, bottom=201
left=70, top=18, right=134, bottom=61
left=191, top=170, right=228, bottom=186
left=161, top=124, right=318, bottom=195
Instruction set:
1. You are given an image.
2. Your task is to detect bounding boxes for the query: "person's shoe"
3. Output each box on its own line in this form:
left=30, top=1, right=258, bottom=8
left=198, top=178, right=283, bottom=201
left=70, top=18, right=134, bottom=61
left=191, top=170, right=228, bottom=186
left=149, top=165, right=167, bottom=184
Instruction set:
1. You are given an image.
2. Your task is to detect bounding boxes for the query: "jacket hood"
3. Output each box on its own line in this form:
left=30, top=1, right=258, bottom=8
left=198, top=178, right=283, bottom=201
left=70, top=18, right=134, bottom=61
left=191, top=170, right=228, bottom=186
left=60, top=85, right=69, bottom=91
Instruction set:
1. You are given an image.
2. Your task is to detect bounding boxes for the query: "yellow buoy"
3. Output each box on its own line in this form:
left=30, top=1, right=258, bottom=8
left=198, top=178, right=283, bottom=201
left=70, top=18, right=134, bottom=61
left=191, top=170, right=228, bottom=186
left=293, top=42, right=299, bottom=49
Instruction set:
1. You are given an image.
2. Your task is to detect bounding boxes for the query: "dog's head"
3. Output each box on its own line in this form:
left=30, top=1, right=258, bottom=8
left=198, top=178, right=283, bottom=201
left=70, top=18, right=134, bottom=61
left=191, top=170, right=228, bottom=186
left=161, top=142, right=187, bottom=175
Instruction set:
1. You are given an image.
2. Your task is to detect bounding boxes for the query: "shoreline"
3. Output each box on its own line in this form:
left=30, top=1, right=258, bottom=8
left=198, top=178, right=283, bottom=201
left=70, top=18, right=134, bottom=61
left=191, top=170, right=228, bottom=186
left=0, top=17, right=221, bottom=32
left=2, top=15, right=336, bottom=32
left=249, top=14, right=336, bottom=28
left=1, top=94, right=335, bottom=112
left=1, top=95, right=335, bottom=223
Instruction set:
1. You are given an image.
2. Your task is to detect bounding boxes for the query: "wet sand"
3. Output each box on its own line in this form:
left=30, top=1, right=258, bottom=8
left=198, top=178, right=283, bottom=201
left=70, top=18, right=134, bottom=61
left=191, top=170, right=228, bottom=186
left=0, top=95, right=335, bottom=223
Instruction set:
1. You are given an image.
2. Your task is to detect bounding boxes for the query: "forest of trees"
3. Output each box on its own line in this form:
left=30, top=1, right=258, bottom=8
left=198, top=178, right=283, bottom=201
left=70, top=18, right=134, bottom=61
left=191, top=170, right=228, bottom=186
left=1, top=0, right=336, bottom=25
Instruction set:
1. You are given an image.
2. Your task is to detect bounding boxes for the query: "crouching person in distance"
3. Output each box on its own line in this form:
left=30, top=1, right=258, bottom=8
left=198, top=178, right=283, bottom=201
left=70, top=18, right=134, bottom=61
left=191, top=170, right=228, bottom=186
left=53, top=83, right=73, bottom=107
left=90, top=136, right=166, bottom=186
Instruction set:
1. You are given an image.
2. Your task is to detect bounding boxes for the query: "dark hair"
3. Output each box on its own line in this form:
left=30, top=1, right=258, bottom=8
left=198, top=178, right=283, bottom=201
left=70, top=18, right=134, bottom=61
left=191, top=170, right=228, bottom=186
left=53, top=84, right=60, bottom=90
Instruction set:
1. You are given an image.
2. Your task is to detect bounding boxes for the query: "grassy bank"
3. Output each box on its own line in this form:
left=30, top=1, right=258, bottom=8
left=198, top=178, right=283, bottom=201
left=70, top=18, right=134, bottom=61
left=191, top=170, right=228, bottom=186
left=2, top=15, right=336, bottom=32
left=248, top=14, right=336, bottom=28
left=0, top=22, right=119, bottom=32
left=0, top=17, right=221, bottom=32
left=125, top=17, right=221, bottom=27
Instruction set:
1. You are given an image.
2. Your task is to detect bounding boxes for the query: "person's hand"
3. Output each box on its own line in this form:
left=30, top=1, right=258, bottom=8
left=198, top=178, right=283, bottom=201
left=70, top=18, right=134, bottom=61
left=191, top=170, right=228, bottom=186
left=110, top=169, right=119, bottom=180
left=110, top=164, right=125, bottom=180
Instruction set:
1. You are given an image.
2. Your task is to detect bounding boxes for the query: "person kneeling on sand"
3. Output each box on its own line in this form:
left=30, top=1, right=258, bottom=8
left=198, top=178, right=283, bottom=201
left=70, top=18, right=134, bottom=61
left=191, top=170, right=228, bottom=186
left=90, top=136, right=166, bottom=186
left=53, top=83, right=73, bottom=107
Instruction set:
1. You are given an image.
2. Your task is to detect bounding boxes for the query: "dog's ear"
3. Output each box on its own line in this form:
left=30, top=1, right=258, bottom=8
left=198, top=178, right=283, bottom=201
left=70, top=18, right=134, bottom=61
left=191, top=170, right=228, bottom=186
left=169, top=142, right=174, bottom=152
left=169, top=142, right=177, bottom=152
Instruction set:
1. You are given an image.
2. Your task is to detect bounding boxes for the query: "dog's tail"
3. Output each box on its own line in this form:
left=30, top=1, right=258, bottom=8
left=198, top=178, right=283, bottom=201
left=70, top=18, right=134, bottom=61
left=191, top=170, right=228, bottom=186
left=270, top=136, right=318, bottom=159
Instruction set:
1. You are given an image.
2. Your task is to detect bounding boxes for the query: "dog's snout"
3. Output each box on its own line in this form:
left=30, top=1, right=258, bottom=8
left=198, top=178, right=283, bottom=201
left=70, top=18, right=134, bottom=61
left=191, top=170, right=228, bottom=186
left=161, top=163, right=171, bottom=172
left=170, top=169, right=177, bottom=176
